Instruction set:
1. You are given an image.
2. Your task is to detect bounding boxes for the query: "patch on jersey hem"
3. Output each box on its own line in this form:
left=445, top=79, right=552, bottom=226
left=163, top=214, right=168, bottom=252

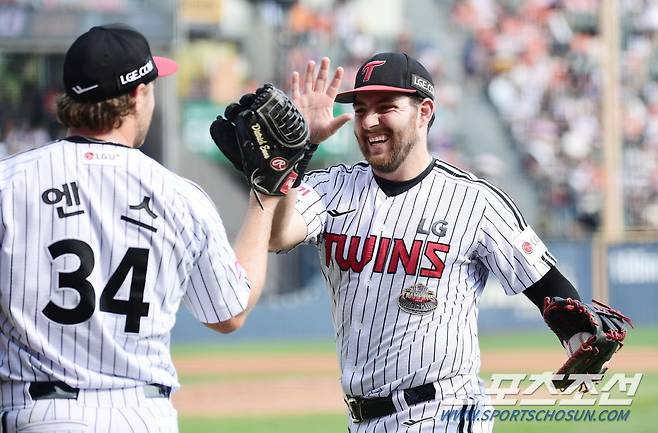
left=512, top=226, right=548, bottom=266
left=398, top=283, right=437, bottom=315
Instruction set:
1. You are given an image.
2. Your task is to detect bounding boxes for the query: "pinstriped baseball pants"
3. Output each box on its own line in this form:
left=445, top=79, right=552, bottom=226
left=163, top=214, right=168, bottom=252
left=0, top=385, right=177, bottom=433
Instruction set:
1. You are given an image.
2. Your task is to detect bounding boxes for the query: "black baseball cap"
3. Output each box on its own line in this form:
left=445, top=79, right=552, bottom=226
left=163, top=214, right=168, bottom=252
left=335, top=52, right=434, bottom=103
left=63, top=23, right=178, bottom=103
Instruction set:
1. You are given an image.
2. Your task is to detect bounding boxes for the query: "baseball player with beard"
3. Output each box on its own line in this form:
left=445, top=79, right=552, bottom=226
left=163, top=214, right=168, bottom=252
left=0, top=24, right=281, bottom=432
left=268, top=53, right=598, bottom=432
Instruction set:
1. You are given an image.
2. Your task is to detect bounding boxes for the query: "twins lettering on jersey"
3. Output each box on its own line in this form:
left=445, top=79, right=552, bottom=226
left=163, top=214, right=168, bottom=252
left=323, top=233, right=450, bottom=277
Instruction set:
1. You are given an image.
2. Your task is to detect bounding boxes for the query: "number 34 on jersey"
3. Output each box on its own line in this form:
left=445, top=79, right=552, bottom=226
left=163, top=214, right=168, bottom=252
left=44, top=239, right=151, bottom=333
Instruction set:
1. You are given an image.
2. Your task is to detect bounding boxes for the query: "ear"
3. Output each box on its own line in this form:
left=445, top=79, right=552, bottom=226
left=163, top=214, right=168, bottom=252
left=418, top=98, right=435, bottom=127
left=133, top=82, right=150, bottom=98
left=129, top=83, right=152, bottom=102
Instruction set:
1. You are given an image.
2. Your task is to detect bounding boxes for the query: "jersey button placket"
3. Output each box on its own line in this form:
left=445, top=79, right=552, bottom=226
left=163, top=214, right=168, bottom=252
left=347, top=191, right=391, bottom=366
left=368, top=196, right=392, bottom=236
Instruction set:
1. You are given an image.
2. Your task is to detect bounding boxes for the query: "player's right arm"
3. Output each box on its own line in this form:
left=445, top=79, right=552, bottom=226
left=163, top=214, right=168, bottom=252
left=269, top=189, right=307, bottom=252
left=182, top=182, right=276, bottom=334
left=206, top=194, right=281, bottom=332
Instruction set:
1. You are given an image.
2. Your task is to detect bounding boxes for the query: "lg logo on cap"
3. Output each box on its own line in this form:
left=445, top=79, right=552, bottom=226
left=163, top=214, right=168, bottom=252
left=119, top=59, right=154, bottom=86
left=411, top=74, right=435, bottom=98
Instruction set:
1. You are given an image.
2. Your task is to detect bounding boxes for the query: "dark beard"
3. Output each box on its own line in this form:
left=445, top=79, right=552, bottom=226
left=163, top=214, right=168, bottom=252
left=367, top=129, right=417, bottom=173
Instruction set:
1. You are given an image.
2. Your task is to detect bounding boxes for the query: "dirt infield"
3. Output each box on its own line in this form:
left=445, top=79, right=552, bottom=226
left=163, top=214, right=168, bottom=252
left=172, top=347, right=655, bottom=416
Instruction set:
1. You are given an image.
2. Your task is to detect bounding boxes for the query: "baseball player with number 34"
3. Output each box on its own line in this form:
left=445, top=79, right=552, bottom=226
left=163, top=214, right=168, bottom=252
left=267, top=53, right=632, bottom=432
left=0, top=24, right=295, bottom=432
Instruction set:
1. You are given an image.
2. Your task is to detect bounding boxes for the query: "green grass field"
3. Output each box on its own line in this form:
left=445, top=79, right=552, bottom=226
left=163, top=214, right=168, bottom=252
left=175, top=326, right=658, bottom=433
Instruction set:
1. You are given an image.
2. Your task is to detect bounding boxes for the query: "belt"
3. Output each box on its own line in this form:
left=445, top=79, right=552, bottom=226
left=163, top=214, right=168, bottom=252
left=28, top=382, right=171, bottom=401
left=344, top=382, right=436, bottom=423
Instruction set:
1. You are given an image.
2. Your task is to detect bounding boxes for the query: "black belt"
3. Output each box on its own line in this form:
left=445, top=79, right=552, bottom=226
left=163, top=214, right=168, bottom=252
left=28, top=381, right=171, bottom=400
left=344, top=382, right=436, bottom=422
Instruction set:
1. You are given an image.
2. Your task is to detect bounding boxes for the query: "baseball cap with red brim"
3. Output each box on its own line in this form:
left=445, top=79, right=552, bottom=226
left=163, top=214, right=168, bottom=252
left=64, top=23, right=178, bottom=103
left=335, top=52, right=435, bottom=103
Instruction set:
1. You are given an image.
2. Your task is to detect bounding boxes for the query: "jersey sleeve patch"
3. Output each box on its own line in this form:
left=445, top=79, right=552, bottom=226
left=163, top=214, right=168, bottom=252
left=512, top=226, right=548, bottom=266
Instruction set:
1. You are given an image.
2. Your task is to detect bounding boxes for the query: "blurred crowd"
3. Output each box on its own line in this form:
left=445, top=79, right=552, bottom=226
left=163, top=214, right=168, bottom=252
left=281, top=0, right=468, bottom=167
left=0, top=56, right=62, bottom=158
left=453, top=0, right=658, bottom=235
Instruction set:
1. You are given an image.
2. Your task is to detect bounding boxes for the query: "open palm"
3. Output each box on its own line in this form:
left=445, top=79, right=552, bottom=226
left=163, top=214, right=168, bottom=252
left=290, top=57, right=353, bottom=145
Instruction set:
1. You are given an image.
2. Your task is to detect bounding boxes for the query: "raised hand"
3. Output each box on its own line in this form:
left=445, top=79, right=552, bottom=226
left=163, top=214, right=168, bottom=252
left=290, top=57, right=353, bottom=145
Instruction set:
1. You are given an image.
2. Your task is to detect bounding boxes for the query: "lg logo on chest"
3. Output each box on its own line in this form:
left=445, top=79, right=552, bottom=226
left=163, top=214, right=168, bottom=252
left=416, top=218, right=448, bottom=237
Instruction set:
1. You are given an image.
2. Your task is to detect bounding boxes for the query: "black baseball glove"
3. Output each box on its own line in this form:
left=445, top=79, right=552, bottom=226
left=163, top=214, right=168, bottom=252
left=543, top=297, right=633, bottom=391
left=210, top=84, right=315, bottom=197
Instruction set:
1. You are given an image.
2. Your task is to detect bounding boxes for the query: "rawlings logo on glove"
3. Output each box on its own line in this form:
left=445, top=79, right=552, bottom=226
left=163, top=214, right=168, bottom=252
left=543, top=297, right=633, bottom=391
left=209, top=84, right=314, bottom=198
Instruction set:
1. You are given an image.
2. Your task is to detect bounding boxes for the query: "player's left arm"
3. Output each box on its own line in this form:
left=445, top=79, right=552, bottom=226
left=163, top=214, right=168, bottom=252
left=522, top=266, right=581, bottom=312
left=476, top=195, right=584, bottom=331
left=476, top=193, right=592, bottom=341
left=476, top=195, right=631, bottom=389
left=181, top=181, right=277, bottom=334
left=476, top=195, right=555, bottom=295
left=522, top=266, right=586, bottom=348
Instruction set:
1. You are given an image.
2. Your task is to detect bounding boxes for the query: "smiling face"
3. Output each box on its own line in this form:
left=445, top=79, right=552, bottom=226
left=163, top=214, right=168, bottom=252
left=353, top=92, right=424, bottom=174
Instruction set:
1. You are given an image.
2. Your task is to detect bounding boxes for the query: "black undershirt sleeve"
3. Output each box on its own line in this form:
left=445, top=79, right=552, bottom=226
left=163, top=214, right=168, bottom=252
left=523, top=266, right=581, bottom=314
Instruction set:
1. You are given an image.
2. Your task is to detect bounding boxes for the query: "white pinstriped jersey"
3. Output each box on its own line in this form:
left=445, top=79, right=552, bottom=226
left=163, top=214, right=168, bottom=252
left=0, top=137, right=249, bottom=408
left=295, top=159, right=556, bottom=399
